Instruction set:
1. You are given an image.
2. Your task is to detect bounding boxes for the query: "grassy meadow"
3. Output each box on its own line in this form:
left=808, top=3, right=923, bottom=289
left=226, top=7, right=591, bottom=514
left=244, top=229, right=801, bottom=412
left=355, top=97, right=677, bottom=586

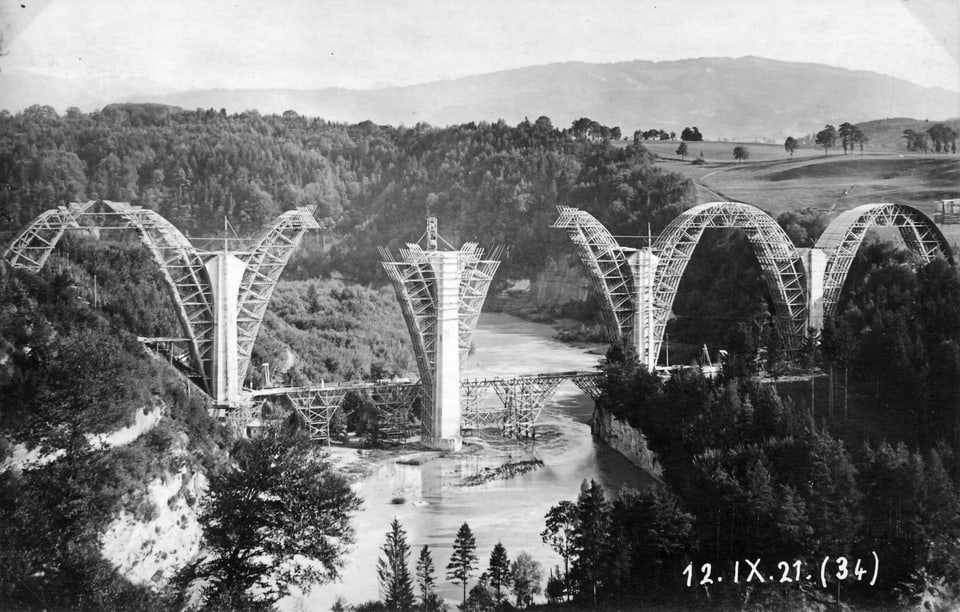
left=640, top=139, right=820, bottom=162
left=648, top=148, right=960, bottom=248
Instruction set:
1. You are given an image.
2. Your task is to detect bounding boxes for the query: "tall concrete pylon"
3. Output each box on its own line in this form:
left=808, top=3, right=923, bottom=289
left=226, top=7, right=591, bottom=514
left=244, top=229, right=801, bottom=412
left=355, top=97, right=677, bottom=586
left=379, top=218, right=501, bottom=450
left=3, top=200, right=319, bottom=410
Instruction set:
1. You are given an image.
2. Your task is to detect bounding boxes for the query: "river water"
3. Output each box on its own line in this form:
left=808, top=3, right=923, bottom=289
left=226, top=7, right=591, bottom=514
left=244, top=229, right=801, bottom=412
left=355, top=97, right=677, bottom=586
left=293, top=313, right=654, bottom=609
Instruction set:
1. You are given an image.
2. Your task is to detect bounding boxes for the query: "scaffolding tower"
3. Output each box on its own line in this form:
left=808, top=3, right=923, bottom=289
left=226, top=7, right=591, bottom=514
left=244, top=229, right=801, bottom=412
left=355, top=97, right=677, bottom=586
left=380, top=218, right=501, bottom=450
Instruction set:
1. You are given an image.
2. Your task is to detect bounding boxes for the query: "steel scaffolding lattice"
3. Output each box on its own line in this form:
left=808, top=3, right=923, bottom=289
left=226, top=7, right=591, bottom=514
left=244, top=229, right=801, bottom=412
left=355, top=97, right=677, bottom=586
left=380, top=246, right=440, bottom=440
left=458, top=243, right=504, bottom=363
left=814, top=202, right=953, bottom=320
left=650, top=202, right=807, bottom=359
left=551, top=206, right=635, bottom=343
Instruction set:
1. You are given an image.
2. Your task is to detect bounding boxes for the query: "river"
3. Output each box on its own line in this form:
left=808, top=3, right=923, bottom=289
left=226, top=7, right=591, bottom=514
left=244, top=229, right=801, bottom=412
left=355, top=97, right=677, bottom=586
left=292, top=312, right=654, bottom=609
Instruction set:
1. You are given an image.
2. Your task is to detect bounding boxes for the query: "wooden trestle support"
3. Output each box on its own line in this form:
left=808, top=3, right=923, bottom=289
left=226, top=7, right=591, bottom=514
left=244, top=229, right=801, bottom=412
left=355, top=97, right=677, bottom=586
left=369, top=382, right=421, bottom=441
left=250, top=381, right=421, bottom=443
left=459, top=371, right=601, bottom=439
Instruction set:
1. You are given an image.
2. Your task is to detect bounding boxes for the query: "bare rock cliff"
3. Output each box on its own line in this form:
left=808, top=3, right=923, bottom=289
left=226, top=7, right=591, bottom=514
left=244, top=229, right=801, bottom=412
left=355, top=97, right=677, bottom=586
left=591, top=406, right=663, bottom=478
left=530, top=254, right=590, bottom=308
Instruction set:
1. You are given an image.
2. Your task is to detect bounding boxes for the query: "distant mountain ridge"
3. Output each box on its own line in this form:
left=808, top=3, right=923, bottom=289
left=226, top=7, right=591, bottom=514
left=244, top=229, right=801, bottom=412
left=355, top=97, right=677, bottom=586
left=2, top=56, right=958, bottom=140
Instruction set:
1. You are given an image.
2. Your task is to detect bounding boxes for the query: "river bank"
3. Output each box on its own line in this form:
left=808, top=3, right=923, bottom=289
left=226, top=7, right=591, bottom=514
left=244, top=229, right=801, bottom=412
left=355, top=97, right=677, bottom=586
left=286, top=313, right=654, bottom=610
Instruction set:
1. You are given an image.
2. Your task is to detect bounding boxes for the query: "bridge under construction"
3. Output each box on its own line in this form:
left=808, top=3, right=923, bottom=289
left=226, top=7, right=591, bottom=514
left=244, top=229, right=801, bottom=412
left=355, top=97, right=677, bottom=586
left=4, top=199, right=953, bottom=448
left=553, top=201, right=953, bottom=371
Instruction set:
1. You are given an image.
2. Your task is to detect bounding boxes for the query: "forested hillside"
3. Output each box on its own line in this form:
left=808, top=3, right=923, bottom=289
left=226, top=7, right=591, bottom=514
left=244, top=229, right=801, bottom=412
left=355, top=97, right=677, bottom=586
left=0, top=103, right=693, bottom=284
left=0, top=259, right=230, bottom=610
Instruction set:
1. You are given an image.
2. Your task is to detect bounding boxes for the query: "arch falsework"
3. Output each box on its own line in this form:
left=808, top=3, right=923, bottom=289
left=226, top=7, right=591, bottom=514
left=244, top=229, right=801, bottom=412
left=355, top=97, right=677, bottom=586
left=650, top=202, right=807, bottom=364
left=235, top=208, right=320, bottom=384
left=552, top=203, right=806, bottom=369
left=554, top=200, right=955, bottom=370
left=3, top=201, right=318, bottom=402
left=4, top=200, right=218, bottom=391
left=551, top=206, right=637, bottom=344
left=813, top=202, right=953, bottom=323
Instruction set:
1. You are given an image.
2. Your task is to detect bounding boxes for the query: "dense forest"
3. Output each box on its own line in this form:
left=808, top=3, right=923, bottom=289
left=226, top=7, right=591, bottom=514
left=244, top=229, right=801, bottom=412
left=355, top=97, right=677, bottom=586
left=0, top=103, right=693, bottom=284
left=582, top=244, right=960, bottom=609
left=592, top=341, right=960, bottom=608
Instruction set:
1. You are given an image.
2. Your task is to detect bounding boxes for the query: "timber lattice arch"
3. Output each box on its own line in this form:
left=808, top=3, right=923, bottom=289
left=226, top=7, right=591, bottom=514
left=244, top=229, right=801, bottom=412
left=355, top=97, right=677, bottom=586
left=554, top=201, right=953, bottom=370
left=3, top=200, right=319, bottom=408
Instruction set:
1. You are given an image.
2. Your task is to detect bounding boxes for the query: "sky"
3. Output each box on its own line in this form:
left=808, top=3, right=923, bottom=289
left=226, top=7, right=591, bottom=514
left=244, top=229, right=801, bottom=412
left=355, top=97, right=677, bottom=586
left=1, top=0, right=958, bottom=93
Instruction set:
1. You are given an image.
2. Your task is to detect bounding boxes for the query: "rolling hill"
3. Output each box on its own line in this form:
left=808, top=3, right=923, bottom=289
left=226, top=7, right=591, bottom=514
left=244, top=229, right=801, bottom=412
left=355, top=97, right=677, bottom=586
left=3, top=56, right=958, bottom=140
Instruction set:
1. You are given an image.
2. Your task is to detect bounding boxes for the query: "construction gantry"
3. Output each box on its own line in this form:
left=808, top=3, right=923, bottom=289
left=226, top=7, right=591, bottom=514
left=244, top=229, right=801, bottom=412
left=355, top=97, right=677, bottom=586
left=3, top=200, right=319, bottom=410
left=380, top=218, right=501, bottom=450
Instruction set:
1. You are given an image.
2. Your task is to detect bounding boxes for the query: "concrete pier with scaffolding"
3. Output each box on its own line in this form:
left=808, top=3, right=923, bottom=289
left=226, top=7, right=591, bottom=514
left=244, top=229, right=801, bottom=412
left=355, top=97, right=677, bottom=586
left=3, top=199, right=320, bottom=423
left=380, top=218, right=501, bottom=450
left=554, top=202, right=952, bottom=371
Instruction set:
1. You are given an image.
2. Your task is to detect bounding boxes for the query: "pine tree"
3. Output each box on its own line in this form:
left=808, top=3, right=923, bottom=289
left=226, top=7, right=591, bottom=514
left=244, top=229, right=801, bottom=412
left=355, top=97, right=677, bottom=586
left=446, top=522, right=478, bottom=603
left=415, top=545, right=438, bottom=610
left=487, top=541, right=512, bottom=602
left=572, top=479, right=612, bottom=605
left=377, top=518, right=415, bottom=611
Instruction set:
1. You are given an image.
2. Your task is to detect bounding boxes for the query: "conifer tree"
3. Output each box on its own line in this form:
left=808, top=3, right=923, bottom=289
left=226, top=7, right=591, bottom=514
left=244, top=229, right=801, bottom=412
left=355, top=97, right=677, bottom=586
left=415, top=545, right=439, bottom=610
left=572, top=479, right=612, bottom=604
left=446, top=522, right=478, bottom=603
left=377, top=518, right=415, bottom=611
left=487, top=541, right=512, bottom=602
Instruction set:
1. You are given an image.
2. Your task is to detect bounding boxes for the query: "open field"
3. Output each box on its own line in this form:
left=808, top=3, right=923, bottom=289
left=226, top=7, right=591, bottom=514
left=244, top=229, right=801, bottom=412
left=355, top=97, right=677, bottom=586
left=656, top=152, right=960, bottom=247
left=701, top=153, right=959, bottom=213
left=640, top=139, right=822, bottom=163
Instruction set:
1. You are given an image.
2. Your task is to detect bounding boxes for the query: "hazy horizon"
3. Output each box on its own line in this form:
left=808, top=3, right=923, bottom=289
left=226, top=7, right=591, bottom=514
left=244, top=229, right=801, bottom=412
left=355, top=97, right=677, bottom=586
left=2, top=0, right=957, bottom=96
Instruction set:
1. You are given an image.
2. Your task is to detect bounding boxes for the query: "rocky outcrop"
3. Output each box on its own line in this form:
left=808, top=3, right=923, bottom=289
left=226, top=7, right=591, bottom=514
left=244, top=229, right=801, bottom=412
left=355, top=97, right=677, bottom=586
left=100, top=468, right=207, bottom=586
left=487, top=254, right=591, bottom=315
left=591, top=405, right=663, bottom=478
left=529, top=254, right=590, bottom=308
left=2, top=400, right=165, bottom=473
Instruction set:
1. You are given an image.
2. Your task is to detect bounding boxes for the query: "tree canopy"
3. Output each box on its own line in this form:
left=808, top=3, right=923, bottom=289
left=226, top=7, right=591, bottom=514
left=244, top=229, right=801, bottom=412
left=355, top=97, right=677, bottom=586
left=181, top=431, right=361, bottom=608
